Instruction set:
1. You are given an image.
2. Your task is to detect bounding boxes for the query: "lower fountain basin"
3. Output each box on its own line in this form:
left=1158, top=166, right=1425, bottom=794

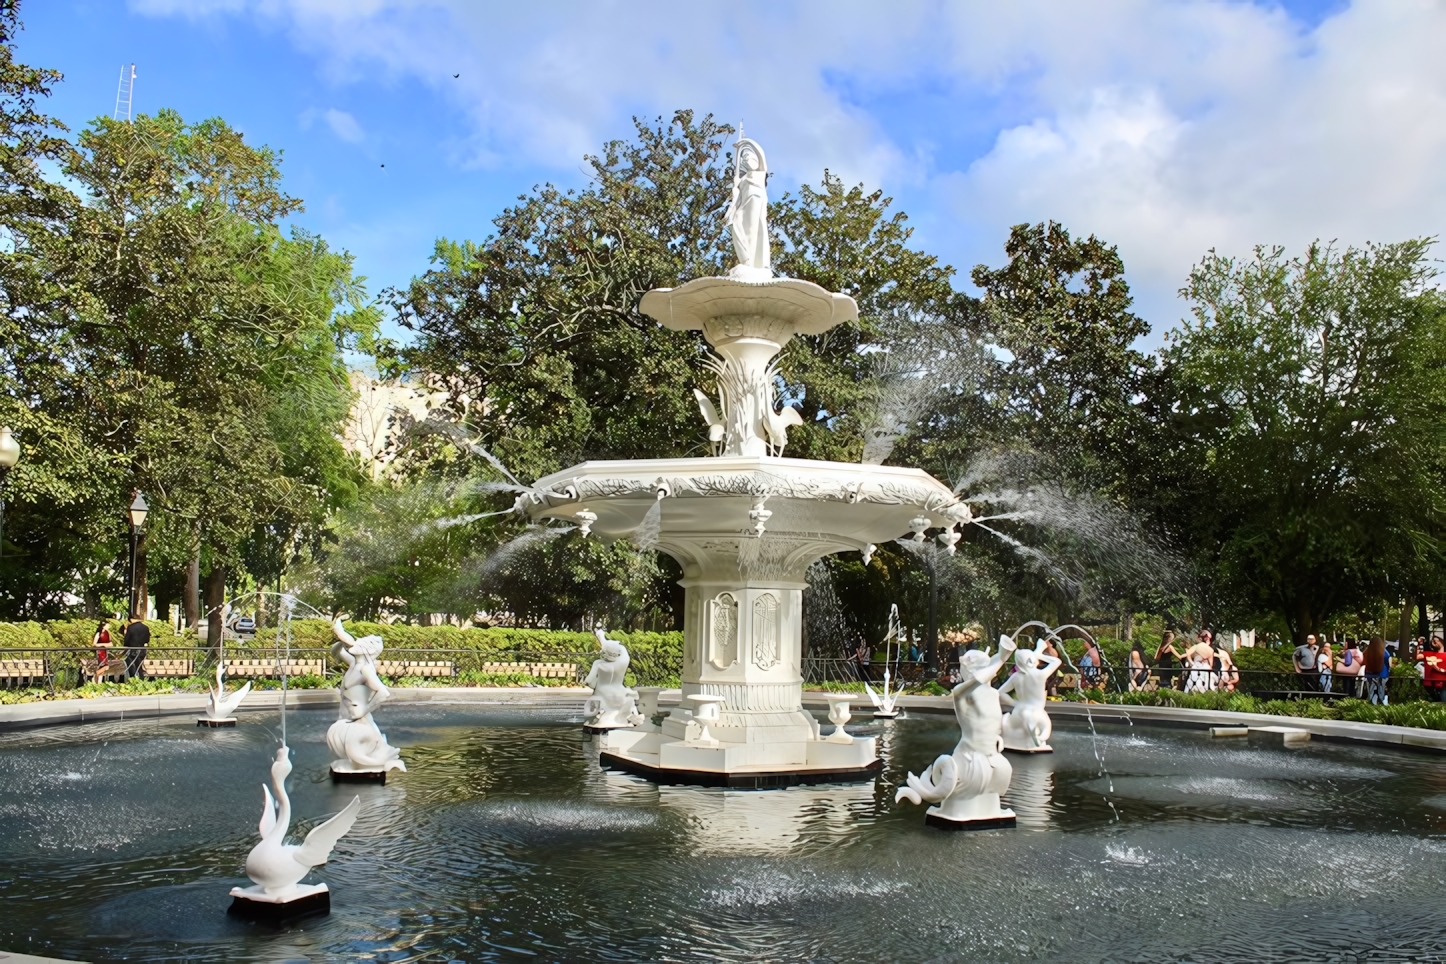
left=2, top=702, right=1445, bottom=962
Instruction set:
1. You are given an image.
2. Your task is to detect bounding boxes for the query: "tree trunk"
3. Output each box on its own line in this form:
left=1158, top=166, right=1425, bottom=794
left=1419, top=601, right=1430, bottom=642
left=1400, top=596, right=1415, bottom=647
left=204, top=562, right=226, bottom=659
left=184, top=552, right=200, bottom=629
left=1121, top=610, right=1134, bottom=641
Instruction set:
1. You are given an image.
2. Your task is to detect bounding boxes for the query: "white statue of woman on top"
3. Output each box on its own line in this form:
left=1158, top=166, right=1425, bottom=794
left=327, top=618, right=405, bottom=776
left=726, top=134, right=771, bottom=282
left=998, top=638, right=1062, bottom=753
left=583, top=627, right=641, bottom=731
left=896, top=635, right=1017, bottom=828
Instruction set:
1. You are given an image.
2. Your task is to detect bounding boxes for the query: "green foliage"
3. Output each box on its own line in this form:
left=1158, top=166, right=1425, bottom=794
left=1141, top=241, right=1446, bottom=639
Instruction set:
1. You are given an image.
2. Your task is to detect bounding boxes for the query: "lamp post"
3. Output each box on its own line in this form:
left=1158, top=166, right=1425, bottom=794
left=126, top=491, right=148, bottom=618
left=0, top=428, right=21, bottom=559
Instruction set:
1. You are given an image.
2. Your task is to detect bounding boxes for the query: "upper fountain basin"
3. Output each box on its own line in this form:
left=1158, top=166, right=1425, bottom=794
left=639, top=276, right=858, bottom=347
left=522, top=456, right=967, bottom=580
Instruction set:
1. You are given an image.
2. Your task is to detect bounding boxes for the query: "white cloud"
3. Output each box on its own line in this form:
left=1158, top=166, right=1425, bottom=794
left=137, top=0, right=1446, bottom=331
left=323, top=107, right=363, bottom=143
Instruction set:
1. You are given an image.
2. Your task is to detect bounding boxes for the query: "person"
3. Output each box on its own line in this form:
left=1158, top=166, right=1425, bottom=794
left=1336, top=638, right=1365, bottom=697
left=1316, top=638, right=1334, bottom=695
left=90, top=619, right=112, bottom=682
left=1154, top=631, right=1183, bottom=691
left=1042, top=637, right=1062, bottom=697
left=1422, top=638, right=1446, bottom=702
left=1079, top=637, right=1103, bottom=691
left=1182, top=632, right=1216, bottom=693
left=1363, top=636, right=1391, bottom=705
left=908, top=638, right=922, bottom=664
left=123, top=613, right=150, bottom=680
left=1212, top=636, right=1239, bottom=693
left=854, top=639, right=872, bottom=682
left=1127, top=639, right=1150, bottom=692
left=1293, top=635, right=1319, bottom=690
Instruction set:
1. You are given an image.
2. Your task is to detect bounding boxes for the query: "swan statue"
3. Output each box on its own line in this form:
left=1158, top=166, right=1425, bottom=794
left=229, top=746, right=361, bottom=909
left=896, top=635, right=1017, bottom=829
left=694, top=388, right=726, bottom=451
left=327, top=618, right=406, bottom=779
left=199, top=662, right=252, bottom=726
left=864, top=604, right=905, bottom=719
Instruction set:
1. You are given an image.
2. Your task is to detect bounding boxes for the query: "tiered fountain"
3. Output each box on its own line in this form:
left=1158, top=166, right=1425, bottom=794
left=521, top=135, right=971, bottom=786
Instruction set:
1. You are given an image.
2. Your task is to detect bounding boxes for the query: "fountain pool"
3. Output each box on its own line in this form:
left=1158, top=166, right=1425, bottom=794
left=4, top=703, right=1446, bottom=962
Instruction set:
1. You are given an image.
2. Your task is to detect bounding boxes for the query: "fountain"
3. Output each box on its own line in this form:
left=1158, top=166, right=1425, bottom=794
left=197, top=662, right=252, bottom=727
left=999, top=637, right=1063, bottom=753
left=863, top=603, right=905, bottom=719
left=327, top=618, right=407, bottom=783
left=896, top=635, right=1018, bottom=829
left=582, top=628, right=642, bottom=733
left=521, top=134, right=972, bottom=785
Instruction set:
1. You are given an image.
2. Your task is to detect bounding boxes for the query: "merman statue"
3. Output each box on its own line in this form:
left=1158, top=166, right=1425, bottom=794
left=896, top=635, right=1017, bottom=830
left=998, top=638, right=1062, bottom=753
left=327, top=618, right=406, bottom=781
left=583, top=627, right=641, bottom=732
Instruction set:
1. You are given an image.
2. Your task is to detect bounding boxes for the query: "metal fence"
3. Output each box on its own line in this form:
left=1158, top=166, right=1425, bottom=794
left=0, top=645, right=684, bottom=692
left=803, top=656, right=1433, bottom=703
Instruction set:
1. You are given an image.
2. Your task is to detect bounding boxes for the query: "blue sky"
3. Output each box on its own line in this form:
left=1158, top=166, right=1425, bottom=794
left=16, top=0, right=1443, bottom=345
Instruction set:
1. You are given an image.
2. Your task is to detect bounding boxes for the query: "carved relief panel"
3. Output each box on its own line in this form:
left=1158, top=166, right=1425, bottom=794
left=710, top=593, right=739, bottom=669
left=752, top=593, right=780, bottom=670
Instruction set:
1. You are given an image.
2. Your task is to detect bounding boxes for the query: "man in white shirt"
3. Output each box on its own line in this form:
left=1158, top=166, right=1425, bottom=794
left=1293, top=634, right=1319, bottom=690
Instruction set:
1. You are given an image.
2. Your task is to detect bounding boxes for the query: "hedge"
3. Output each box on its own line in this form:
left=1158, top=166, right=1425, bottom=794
left=0, top=618, right=683, bottom=657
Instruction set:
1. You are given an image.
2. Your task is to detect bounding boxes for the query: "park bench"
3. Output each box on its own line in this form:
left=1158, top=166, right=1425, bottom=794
left=0, top=657, right=46, bottom=685
left=224, top=658, right=324, bottom=679
left=531, top=662, right=576, bottom=680
left=142, top=657, right=194, bottom=678
left=480, top=660, right=577, bottom=680
left=78, top=654, right=126, bottom=683
left=375, top=659, right=454, bottom=678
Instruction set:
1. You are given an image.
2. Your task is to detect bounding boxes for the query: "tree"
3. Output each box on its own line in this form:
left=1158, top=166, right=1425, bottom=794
left=0, top=107, right=372, bottom=625
left=1144, top=240, right=1446, bottom=641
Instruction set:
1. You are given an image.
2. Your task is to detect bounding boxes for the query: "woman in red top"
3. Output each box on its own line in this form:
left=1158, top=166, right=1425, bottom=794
left=90, top=620, right=110, bottom=681
left=1422, top=637, right=1446, bottom=702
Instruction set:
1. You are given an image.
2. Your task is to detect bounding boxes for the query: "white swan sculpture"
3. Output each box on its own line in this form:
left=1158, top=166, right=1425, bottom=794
left=199, top=663, right=252, bottom=726
left=229, top=746, right=361, bottom=910
left=864, top=604, right=905, bottom=719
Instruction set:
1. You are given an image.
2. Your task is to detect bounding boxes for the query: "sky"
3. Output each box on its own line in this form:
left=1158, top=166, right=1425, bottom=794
left=15, top=0, right=1446, bottom=347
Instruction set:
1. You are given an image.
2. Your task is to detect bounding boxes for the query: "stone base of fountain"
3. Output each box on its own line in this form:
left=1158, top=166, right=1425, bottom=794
left=330, top=759, right=403, bottom=783
left=228, top=883, right=331, bottom=918
left=872, top=709, right=901, bottom=720
left=196, top=717, right=237, bottom=727
left=600, top=748, right=882, bottom=789
left=582, top=722, right=635, bottom=735
left=599, top=719, right=879, bottom=788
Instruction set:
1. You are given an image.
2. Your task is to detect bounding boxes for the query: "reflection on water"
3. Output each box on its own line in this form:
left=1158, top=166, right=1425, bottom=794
left=2, top=704, right=1446, bottom=962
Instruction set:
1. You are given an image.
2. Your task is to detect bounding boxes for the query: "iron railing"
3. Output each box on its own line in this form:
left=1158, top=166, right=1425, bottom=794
left=0, top=645, right=684, bottom=692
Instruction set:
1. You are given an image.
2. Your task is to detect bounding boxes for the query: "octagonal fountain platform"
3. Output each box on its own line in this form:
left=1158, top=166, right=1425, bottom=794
left=5, top=702, right=1446, bottom=962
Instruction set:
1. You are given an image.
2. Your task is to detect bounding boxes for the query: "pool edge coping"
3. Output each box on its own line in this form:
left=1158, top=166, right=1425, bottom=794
left=4, top=688, right=1445, bottom=755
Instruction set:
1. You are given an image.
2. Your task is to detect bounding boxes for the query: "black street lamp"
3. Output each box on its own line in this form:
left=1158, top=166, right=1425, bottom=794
left=0, top=428, right=20, bottom=559
left=126, top=491, right=148, bottom=617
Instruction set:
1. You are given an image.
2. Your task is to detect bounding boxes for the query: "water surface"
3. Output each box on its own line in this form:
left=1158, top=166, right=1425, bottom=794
left=1, top=702, right=1445, bottom=962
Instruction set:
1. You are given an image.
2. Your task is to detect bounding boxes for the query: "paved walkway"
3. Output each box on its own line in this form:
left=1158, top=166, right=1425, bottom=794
left=3, top=687, right=1444, bottom=754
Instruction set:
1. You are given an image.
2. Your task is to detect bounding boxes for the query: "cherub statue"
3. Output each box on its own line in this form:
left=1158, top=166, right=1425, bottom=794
left=583, top=627, right=641, bottom=730
left=327, top=618, right=405, bottom=775
left=998, top=637, right=1062, bottom=752
left=896, top=635, right=1017, bottom=827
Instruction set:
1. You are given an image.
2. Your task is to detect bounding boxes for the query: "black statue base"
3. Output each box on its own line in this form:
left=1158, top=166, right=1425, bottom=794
left=925, top=812, right=1017, bottom=832
left=196, top=718, right=237, bottom=727
left=227, top=889, right=330, bottom=919
left=330, top=767, right=388, bottom=784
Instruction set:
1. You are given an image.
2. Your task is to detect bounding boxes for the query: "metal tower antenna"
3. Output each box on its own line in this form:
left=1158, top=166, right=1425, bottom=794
left=113, top=64, right=135, bottom=121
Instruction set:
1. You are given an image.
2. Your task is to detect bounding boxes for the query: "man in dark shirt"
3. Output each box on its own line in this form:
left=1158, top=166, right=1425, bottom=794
left=123, top=613, right=150, bottom=680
